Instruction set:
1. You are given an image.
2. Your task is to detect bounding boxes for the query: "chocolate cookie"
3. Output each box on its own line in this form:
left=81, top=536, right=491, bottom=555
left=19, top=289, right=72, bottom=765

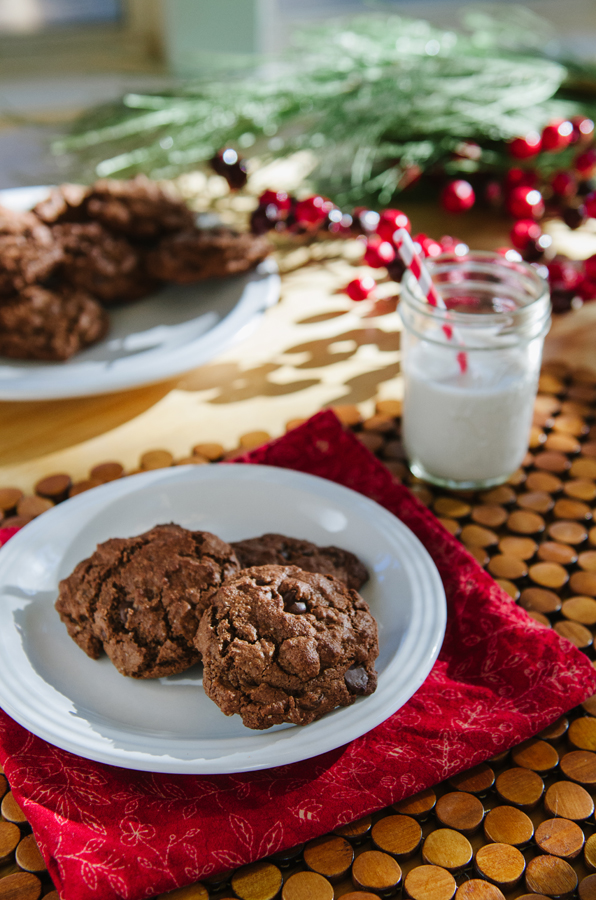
left=33, top=184, right=88, bottom=225
left=56, top=524, right=240, bottom=679
left=146, top=226, right=271, bottom=283
left=0, top=223, right=63, bottom=297
left=55, top=221, right=160, bottom=305
left=85, top=175, right=195, bottom=239
left=197, top=565, right=379, bottom=729
left=232, top=533, right=369, bottom=591
left=0, top=285, right=108, bottom=361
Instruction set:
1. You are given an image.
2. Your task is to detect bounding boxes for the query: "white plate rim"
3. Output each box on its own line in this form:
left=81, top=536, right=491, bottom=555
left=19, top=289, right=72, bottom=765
left=0, top=464, right=446, bottom=773
left=0, top=186, right=280, bottom=400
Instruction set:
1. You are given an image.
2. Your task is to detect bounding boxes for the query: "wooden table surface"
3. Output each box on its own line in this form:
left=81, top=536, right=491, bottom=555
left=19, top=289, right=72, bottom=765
left=1, top=205, right=596, bottom=493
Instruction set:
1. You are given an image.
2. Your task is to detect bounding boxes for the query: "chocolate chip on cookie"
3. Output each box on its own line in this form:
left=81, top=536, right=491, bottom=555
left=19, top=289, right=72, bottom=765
left=54, top=221, right=160, bottom=305
left=85, top=175, right=195, bottom=239
left=146, top=226, right=271, bottom=283
left=0, top=285, right=108, bottom=361
left=232, top=533, right=369, bottom=591
left=197, top=564, right=379, bottom=729
left=0, top=221, right=63, bottom=297
left=56, top=524, right=240, bottom=678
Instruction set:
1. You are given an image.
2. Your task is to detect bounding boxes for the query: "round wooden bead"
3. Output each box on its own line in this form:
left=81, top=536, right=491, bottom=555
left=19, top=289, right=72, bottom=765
left=518, top=491, right=554, bottom=514
left=554, top=498, right=592, bottom=520
left=527, top=610, right=551, bottom=627
left=0, top=820, right=20, bottom=863
left=583, top=694, right=596, bottom=716
left=474, top=842, right=525, bottom=889
left=460, top=525, right=498, bottom=548
left=560, top=750, right=596, bottom=786
left=538, top=716, right=569, bottom=743
left=498, top=536, right=537, bottom=559
left=527, top=471, right=562, bottom=493
left=569, top=717, right=596, bottom=751
left=585, top=832, right=596, bottom=871
left=434, top=497, right=472, bottom=518
left=239, top=431, right=271, bottom=450
left=371, top=815, right=422, bottom=858
left=422, top=829, right=473, bottom=873
left=544, top=781, right=594, bottom=820
left=579, top=873, right=596, bottom=900
left=511, top=739, right=559, bottom=773
left=231, top=862, right=283, bottom=900
left=554, top=620, right=593, bottom=649
left=156, top=885, right=209, bottom=900
left=472, top=506, right=508, bottom=528
left=192, top=442, right=224, bottom=461
left=545, top=433, right=580, bottom=453
left=537, top=542, right=577, bottom=565
left=340, top=894, right=379, bottom=900
left=562, top=596, right=596, bottom=625
left=507, top=510, right=545, bottom=534
left=281, top=871, right=333, bottom=900
left=34, top=473, right=71, bottom=501
left=570, top=571, right=596, bottom=595
left=332, top=405, right=361, bottom=425
left=14, top=835, right=46, bottom=874
left=16, top=495, right=53, bottom=518
left=376, top=399, right=402, bottom=417
left=435, top=792, right=484, bottom=834
left=439, top=518, right=460, bottom=537
left=480, top=486, right=516, bottom=504
left=0, top=873, right=42, bottom=900
left=573, top=458, right=596, bottom=479
left=528, top=562, right=569, bottom=589
left=269, top=844, right=304, bottom=865
left=393, top=788, right=436, bottom=819
left=140, top=449, right=174, bottom=470
left=469, top=546, right=489, bottom=567
left=449, top=763, right=495, bottom=795
left=483, top=806, right=534, bottom=846
left=89, top=461, right=124, bottom=482
left=578, top=550, right=596, bottom=571
left=404, top=865, right=456, bottom=900
left=495, top=579, right=519, bottom=600
left=534, top=451, right=571, bottom=474
left=488, top=555, right=527, bottom=580
left=333, top=815, right=372, bottom=843
left=535, top=394, right=562, bottom=415
left=455, top=880, right=505, bottom=900
left=0, top=487, right=23, bottom=511
left=553, top=414, right=588, bottom=436
left=303, top=835, right=353, bottom=882
left=535, top=817, right=585, bottom=859
left=565, top=480, right=596, bottom=502
left=507, top=467, right=526, bottom=486
left=0, top=773, right=7, bottom=800
left=524, top=855, right=578, bottom=898
left=1, top=791, right=27, bottom=824
left=519, top=588, right=561, bottom=614
left=548, top=521, right=587, bottom=544
left=495, top=767, right=544, bottom=809
left=351, top=850, right=402, bottom=894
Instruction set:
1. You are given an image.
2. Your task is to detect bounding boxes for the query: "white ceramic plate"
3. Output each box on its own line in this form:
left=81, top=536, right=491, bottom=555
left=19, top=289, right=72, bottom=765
left=0, top=186, right=280, bottom=400
left=0, top=464, right=446, bottom=773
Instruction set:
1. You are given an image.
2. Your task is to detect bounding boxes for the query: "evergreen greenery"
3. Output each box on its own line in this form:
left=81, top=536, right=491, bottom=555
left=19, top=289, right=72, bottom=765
left=56, top=6, right=596, bottom=207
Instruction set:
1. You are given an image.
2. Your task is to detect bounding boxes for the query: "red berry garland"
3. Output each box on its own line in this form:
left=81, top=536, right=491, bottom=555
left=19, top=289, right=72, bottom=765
left=541, top=119, right=574, bottom=153
left=507, top=186, right=545, bottom=219
left=440, top=180, right=475, bottom=213
left=345, top=276, right=376, bottom=301
left=509, top=132, right=542, bottom=160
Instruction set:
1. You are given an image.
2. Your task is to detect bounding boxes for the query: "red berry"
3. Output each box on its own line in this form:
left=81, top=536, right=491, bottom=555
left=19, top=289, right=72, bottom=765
left=211, top=149, right=248, bottom=189
left=504, top=168, right=537, bottom=192
left=294, top=195, right=333, bottom=227
left=547, top=259, right=583, bottom=293
left=258, top=190, right=292, bottom=212
left=563, top=205, right=587, bottom=230
left=576, top=148, right=596, bottom=178
left=364, top=237, right=396, bottom=268
left=571, top=116, right=595, bottom=144
left=585, top=255, right=596, bottom=280
left=510, top=219, right=542, bottom=251
left=551, top=171, right=577, bottom=198
left=541, top=119, right=573, bottom=153
left=413, top=233, right=442, bottom=258
left=509, top=132, right=542, bottom=159
left=496, top=247, right=523, bottom=262
left=578, top=279, right=596, bottom=301
left=376, top=208, right=411, bottom=241
left=353, top=208, right=380, bottom=233
left=585, top=192, right=596, bottom=218
left=440, top=180, right=475, bottom=213
left=345, top=276, right=376, bottom=301
left=507, top=186, right=545, bottom=219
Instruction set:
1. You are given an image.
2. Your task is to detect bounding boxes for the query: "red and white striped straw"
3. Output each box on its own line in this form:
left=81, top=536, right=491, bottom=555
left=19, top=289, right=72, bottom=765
left=392, top=228, right=444, bottom=308
left=393, top=227, right=468, bottom=373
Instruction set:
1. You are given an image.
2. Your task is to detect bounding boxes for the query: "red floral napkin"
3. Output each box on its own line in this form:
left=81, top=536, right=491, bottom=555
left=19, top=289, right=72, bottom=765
left=1, top=409, right=595, bottom=900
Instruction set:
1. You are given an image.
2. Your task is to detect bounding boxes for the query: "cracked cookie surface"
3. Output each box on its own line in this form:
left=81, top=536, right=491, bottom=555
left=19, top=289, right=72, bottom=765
left=56, top=523, right=240, bottom=678
left=197, top=564, right=378, bottom=729
left=146, top=226, right=271, bottom=283
left=232, top=533, right=369, bottom=591
left=85, top=175, right=194, bottom=239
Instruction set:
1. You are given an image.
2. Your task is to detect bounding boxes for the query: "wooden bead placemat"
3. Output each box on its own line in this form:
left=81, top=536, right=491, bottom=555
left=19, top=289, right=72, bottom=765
left=3, top=359, right=596, bottom=898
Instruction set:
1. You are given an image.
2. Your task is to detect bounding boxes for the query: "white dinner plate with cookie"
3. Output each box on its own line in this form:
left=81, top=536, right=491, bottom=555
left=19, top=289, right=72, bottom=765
left=0, top=464, right=446, bottom=773
left=0, top=186, right=280, bottom=401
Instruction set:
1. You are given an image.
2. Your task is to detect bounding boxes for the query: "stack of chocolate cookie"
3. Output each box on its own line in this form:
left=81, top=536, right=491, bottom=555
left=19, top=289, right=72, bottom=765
left=56, top=525, right=379, bottom=730
left=0, top=176, right=271, bottom=362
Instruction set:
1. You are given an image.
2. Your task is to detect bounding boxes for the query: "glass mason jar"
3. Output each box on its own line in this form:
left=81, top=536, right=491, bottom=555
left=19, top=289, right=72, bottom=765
left=399, top=251, right=551, bottom=490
